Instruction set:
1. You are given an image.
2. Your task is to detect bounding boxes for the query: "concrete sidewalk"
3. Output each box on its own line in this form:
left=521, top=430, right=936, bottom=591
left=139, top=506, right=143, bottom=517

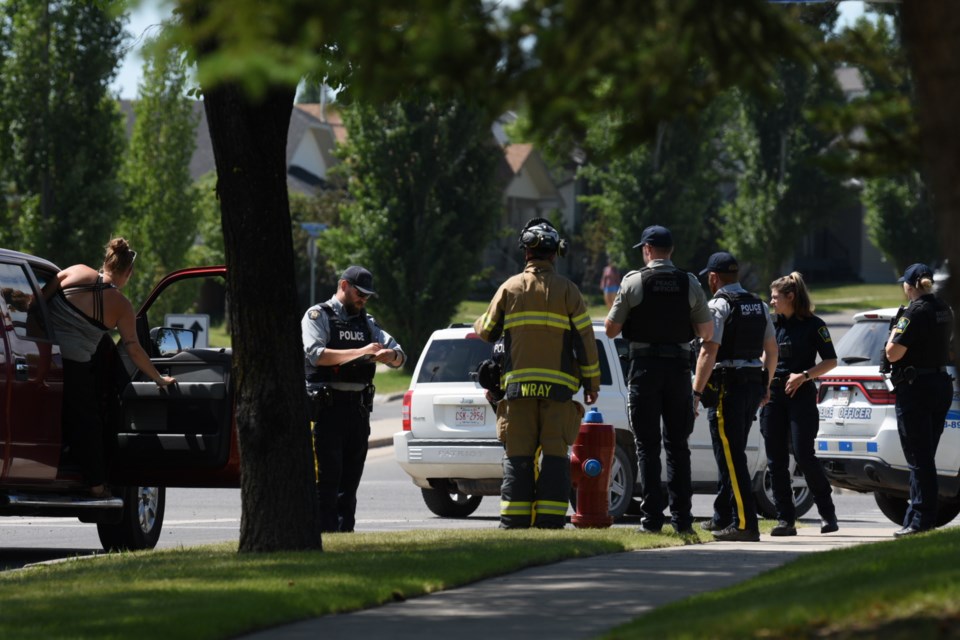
left=242, top=525, right=893, bottom=640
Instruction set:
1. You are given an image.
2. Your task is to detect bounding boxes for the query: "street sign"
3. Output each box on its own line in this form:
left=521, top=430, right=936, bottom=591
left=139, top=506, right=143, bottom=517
left=164, top=314, right=210, bottom=348
left=300, top=222, right=328, bottom=237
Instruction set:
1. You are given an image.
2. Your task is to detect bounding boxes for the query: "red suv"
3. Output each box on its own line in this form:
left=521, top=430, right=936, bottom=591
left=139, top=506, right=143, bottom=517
left=0, top=249, right=238, bottom=551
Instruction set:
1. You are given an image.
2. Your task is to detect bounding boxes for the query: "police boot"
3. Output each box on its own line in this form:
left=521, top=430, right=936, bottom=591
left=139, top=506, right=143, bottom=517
left=500, top=456, right=535, bottom=529
left=533, top=454, right=571, bottom=529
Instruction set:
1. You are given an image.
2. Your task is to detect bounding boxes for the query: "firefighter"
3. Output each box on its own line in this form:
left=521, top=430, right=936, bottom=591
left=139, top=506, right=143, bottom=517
left=604, top=225, right=713, bottom=535
left=885, top=263, right=953, bottom=537
left=474, top=218, right=600, bottom=529
left=692, top=252, right=778, bottom=542
left=302, top=265, right=406, bottom=533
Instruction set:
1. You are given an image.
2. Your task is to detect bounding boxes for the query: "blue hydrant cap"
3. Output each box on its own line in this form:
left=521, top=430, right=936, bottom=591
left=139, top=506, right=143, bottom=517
left=583, top=459, right=603, bottom=477
left=584, top=407, right=604, bottom=423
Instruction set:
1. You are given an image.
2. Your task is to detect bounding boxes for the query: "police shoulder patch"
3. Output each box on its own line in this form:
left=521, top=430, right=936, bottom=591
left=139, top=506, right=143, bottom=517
left=894, top=317, right=910, bottom=333
left=308, top=309, right=320, bottom=320
left=818, top=325, right=832, bottom=343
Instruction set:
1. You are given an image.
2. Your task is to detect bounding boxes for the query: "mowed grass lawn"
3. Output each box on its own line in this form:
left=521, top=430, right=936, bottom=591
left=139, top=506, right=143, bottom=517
left=5, top=527, right=960, bottom=639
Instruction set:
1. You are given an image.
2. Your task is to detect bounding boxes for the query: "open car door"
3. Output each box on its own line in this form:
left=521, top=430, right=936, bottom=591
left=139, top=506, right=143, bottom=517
left=109, top=266, right=240, bottom=487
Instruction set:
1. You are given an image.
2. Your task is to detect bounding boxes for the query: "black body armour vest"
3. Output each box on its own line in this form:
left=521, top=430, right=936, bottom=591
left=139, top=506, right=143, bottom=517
left=899, top=295, right=953, bottom=369
left=305, top=304, right=377, bottom=385
left=715, top=290, right=766, bottom=361
left=621, top=267, right=695, bottom=344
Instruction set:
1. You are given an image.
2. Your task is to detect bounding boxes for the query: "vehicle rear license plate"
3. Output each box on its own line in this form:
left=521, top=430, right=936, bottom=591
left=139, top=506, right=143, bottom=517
left=455, top=405, right=486, bottom=426
left=834, top=387, right=850, bottom=407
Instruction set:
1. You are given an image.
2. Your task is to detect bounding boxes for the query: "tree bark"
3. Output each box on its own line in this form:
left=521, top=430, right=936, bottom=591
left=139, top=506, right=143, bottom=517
left=901, top=3, right=960, bottom=357
left=203, top=84, right=322, bottom=552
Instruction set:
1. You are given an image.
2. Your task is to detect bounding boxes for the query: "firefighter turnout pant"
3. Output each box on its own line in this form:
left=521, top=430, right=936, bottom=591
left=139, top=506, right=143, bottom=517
left=497, top=397, right=583, bottom=529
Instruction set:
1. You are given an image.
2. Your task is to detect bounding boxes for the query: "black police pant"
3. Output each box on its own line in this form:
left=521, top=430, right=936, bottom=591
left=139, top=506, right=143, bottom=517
left=706, top=371, right=763, bottom=532
left=313, top=395, right=371, bottom=533
left=895, top=371, right=952, bottom=530
left=628, top=355, right=694, bottom=531
left=759, top=383, right=835, bottom=523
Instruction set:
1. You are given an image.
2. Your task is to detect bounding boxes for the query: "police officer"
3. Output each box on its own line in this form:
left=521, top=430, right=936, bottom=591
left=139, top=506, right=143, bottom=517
left=692, top=252, right=778, bottom=542
left=885, top=263, right=953, bottom=537
left=761, top=272, right=838, bottom=537
left=302, top=265, right=406, bottom=533
left=604, top=225, right=713, bottom=535
left=474, top=218, right=600, bottom=529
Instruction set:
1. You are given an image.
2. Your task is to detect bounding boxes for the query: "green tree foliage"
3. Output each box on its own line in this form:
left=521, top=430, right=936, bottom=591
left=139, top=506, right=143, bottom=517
left=320, top=97, right=503, bottom=369
left=815, top=14, right=937, bottom=274
left=0, top=0, right=125, bottom=265
left=578, top=107, right=728, bottom=274
left=717, top=6, right=856, bottom=286
left=118, top=35, right=200, bottom=311
left=862, top=174, right=937, bottom=273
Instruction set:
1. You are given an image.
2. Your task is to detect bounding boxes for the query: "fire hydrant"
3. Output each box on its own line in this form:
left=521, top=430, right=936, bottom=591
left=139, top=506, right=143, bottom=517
left=570, top=406, right=615, bottom=528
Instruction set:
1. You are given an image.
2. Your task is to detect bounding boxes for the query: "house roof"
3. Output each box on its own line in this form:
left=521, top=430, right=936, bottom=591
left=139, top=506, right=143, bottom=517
left=294, top=103, right=348, bottom=145
left=505, top=143, right=534, bottom=175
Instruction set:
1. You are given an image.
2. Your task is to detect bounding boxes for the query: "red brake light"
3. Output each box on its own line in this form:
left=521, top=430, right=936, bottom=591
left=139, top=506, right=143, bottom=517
left=819, top=376, right=896, bottom=405
left=465, top=332, right=480, bottom=340
left=402, top=390, right=413, bottom=431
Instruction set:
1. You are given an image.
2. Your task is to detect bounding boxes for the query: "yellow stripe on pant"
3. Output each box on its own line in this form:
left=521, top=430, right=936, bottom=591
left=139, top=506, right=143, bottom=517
left=534, top=500, right=568, bottom=517
left=716, top=388, right=748, bottom=530
left=500, top=500, right=532, bottom=517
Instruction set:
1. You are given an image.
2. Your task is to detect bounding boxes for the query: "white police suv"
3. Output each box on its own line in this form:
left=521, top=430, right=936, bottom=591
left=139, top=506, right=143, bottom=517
left=815, top=308, right=960, bottom=526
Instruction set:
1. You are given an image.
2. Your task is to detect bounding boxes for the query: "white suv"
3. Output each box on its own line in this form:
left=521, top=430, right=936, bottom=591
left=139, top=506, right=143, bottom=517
left=815, top=308, right=960, bottom=526
left=395, top=322, right=814, bottom=521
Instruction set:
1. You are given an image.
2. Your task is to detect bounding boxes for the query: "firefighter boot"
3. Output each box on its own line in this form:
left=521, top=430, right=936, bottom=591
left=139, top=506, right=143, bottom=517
left=500, top=456, right=535, bottom=529
left=534, top=455, right=571, bottom=529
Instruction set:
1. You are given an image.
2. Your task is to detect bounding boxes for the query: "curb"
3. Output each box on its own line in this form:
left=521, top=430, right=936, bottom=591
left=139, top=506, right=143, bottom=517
left=369, top=437, right=394, bottom=449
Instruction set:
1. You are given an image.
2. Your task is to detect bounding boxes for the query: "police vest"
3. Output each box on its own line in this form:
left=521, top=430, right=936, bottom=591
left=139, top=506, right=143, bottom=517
left=305, top=304, right=376, bottom=385
left=621, top=267, right=695, bottom=344
left=715, top=290, right=766, bottom=361
left=897, top=295, right=953, bottom=369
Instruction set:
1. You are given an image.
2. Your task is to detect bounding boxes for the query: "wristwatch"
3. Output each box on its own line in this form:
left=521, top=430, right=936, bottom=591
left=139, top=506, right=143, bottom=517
left=803, top=370, right=810, bottom=380
left=693, top=389, right=703, bottom=398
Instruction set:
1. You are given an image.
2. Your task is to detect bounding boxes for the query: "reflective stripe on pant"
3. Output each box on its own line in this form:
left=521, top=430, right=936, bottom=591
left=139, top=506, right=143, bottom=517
left=708, top=377, right=762, bottom=532
left=501, top=456, right=535, bottom=528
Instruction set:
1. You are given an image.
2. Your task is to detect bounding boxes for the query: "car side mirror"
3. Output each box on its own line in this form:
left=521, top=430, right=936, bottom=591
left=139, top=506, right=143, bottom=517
left=150, top=326, right=197, bottom=357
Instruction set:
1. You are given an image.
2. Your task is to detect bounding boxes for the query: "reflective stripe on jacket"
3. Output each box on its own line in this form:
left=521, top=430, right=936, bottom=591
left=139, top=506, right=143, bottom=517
left=474, top=259, right=600, bottom=401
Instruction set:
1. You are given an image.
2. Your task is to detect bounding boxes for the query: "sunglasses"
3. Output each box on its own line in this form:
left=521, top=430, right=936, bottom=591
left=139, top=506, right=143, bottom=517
left=352, top=284, right=371, bottom=299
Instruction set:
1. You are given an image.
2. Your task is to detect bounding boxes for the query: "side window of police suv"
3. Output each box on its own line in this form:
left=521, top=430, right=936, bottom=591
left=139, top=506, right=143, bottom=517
left=417, top=338, right=493, bottom=384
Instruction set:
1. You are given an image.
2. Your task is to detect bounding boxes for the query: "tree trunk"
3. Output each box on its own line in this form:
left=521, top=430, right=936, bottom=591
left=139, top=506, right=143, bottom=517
left=203, top=84, right=322, bottom=552
left=901, top=3, right=960, bottom=358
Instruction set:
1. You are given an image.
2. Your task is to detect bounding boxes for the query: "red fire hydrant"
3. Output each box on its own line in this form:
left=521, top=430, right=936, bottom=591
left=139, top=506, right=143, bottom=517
left=570, top=407, right=615, bottom=528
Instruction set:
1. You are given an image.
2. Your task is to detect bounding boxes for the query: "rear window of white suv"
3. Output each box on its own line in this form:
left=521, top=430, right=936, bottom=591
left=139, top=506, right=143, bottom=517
left=415, top=335, right=494, bottom=383
left=835, top=317, right=890, bottom=367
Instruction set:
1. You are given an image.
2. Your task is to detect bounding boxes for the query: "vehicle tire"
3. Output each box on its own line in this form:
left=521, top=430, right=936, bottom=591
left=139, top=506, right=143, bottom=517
left=755, top=461, right=815, bottom=520
left=421, top=487, right=482, bottom=518
left=875, top=492, right=960, bottom=527
left=97, top=486, right=165, bottom=552
left=607, top=443, right=635, bottom=519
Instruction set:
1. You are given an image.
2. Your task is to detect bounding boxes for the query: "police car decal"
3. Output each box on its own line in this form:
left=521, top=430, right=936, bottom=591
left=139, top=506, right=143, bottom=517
left=818, top=326, right=832, bottom=343
left=894, top=316, right=910, bottom=333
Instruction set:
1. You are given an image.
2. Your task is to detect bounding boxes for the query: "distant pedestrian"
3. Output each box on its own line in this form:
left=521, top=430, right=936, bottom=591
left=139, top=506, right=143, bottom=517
left=475, top=218, right=600, bottom=529
left=605, top=225, right=713, bottom=535
left=692, top=251, right=778, bottom=542
left=885, top=263, right=953, bottom=537
left=600, top=261, right=622, bottom=309
left=302, top=265, right=406, bottom=533
left=761, top=272, right=839, bottom=537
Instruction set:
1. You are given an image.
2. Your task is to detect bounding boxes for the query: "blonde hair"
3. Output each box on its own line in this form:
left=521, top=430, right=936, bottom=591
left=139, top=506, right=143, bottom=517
left=103, top=237, right=136, bottom=275
left=916, top=276, right=935, bottom=294
left=770, top=271, right=815, bottom=319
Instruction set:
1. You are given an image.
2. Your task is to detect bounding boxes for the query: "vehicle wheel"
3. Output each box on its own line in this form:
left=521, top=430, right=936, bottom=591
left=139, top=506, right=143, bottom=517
left=755, top=461, right=814, bottom=520
left=874, top=491, right=907, bottom=525
left=607, top=443, right=635, bottom=519
left=875, top=492, right=960, bottom=527
left=421, top=487, right=482, bottom=518
left=936, top=500, right=960, bottom=526
left=97, top=486, right=165, bottom=551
